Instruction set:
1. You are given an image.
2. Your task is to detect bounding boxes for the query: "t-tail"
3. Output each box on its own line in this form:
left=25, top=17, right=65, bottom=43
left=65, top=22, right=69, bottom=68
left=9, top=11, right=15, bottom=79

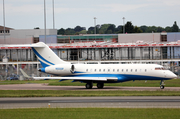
left=6, top=42, right=70, bottom=68
left=31, top=42, right=70, bottom=67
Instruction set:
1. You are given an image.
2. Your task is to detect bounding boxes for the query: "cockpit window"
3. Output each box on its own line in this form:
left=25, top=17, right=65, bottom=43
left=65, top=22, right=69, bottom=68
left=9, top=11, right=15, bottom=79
left=155, top=67, right=166, bottom=70
left=155, top=68, right=161, bottom=70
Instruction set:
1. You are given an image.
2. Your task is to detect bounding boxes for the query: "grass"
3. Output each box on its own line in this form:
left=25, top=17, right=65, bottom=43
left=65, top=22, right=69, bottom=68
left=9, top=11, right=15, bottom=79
left=0, top=80, right=57, bottom=85
left=0, top=108, right=180, bottom=119
left=1, top=79, right=180, bottom=87
left=0, top=90, right=180, bottom=97
left=49, top=79, right=180, bottom=87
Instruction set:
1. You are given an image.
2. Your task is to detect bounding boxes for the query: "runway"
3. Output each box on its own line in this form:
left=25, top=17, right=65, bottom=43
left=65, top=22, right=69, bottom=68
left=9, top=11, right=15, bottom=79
left=1, top=84, right=180, bottom=91
left=0, top=96, right=180, bottom=109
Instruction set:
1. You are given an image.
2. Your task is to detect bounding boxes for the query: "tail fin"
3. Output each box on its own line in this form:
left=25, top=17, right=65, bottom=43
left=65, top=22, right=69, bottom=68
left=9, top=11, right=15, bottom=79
left=5, top=42, right=70, bottom=68
left=32, top=42, right=70, bottom=67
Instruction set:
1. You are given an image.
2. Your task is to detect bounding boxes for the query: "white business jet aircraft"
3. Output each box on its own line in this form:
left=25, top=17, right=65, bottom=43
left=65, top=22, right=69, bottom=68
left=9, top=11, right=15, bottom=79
left=7, top=42, right=177, bottom=89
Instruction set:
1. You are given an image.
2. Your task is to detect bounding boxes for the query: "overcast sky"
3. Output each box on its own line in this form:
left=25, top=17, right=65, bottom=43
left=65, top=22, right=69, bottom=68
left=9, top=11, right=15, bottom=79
left=0, top=0, right=180, bottom=30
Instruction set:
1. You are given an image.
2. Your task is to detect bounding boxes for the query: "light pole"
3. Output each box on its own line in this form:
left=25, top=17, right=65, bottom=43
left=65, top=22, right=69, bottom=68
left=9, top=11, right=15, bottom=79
left=94, top=17, right=97, bottom=34
left=123, top=17, right=125, bottom=34
left=52, top=0, right=55, bottom=29
left=3, top=0, right=6, bottom=43
left=3, top=0, right=7, bottom=81
left=44, top=0, right=47, bottom=43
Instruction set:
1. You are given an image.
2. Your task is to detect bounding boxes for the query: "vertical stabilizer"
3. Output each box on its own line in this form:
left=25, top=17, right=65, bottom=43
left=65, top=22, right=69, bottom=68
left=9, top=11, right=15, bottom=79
left=5, top=42, right=70, bottom=68
left=32, top=42, right=70, bottom=67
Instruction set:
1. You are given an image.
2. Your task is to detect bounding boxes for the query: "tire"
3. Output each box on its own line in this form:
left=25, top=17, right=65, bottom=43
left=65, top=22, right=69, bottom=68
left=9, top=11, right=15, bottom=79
left=160, top=85, right=164, bottom=89
left=86, top=83, right=93, bottom=89
left=97, top=83, right=104, bottom=89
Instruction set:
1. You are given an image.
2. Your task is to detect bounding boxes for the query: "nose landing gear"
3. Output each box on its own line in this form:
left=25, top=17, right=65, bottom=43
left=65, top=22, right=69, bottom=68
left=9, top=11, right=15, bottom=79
left=160, top=80, right=165, bottom=89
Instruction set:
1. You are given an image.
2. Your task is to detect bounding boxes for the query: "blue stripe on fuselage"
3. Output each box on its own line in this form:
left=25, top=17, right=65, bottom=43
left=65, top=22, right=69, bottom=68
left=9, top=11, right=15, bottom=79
left=64, top=74, right=172, bottom=83
left=31, top=47, right=54, bottom=67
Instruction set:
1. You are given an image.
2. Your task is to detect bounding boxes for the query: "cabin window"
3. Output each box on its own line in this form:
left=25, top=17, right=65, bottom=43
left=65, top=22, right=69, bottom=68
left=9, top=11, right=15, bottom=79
left=126, top=69, right=128, bottom=72
left=135, top=69, right=137, bottom=72
left=108, top=69, right=110, bottom=72
left=99, top=69, right=101, bottom=72
left=113, top=69, right=115, bottom=72
left=145, top=69, right=147, bottom=72
left=131, top=69, right=133, bottom=72
left=86, top=69, right=88, bottom=72
left=117, top=69, right=119, bottom=72
left=103, top=69, right=105, bottom=72
left=94, top=69, right=96, bottom=72
left=122, top=69, right=123, bottom=72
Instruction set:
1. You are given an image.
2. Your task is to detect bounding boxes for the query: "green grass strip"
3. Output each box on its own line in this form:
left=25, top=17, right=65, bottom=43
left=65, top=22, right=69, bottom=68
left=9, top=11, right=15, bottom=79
left=0, top=108, right=180, bottom=119
left=0, top=90, right=180, bottom=97
left=1, top=79, right=180, bottom=87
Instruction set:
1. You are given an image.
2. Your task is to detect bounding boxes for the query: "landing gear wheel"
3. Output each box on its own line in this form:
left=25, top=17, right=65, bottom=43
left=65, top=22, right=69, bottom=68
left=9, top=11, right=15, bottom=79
left=160, top=85, right=164, bottom=89
left=97, top=83, right=104, bottom=89
left=86, top=83, right=93, bottom=89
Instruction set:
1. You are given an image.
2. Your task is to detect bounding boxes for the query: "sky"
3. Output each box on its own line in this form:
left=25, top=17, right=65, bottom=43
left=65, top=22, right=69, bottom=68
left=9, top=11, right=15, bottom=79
left=0, top=0, right=180, bottom=30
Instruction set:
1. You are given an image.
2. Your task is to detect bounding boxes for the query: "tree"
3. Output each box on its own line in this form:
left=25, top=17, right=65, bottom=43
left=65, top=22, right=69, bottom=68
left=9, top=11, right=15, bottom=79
left=74, top=26, right=85, bottom=32
left=64, top=28, right=75, bottom=35
left=134, top=26, right=143, bottom=33
left=87, top=27, right=95, bottom=34
left=140, top=25, right=148, bottom=33
left=125, top=21, right=134, bottom=33
left=106, top=24, right=116, bottom=34
left=157, top=26, right=165, bottom=32
left=172, top=21, right=179, bottom=32
left=57, top=28, right=65, bottom=35
left=115, top=25, right=123, bottom=33
left=79, top=30, right=87, bottom=34
left=146, top=26, right=157, bottom=33
left=165, top=26, right=172, bottom=32
left=99, top=24, right=111, bottom=34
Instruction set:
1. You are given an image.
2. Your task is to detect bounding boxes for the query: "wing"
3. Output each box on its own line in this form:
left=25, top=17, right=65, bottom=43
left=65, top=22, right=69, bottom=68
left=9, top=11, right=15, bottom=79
left=33, top=77, right=118, bottom=81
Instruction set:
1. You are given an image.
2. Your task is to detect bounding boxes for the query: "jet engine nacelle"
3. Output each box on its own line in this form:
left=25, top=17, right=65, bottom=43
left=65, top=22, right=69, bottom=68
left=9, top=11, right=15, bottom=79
left=44, top=64, right=75, bottom=75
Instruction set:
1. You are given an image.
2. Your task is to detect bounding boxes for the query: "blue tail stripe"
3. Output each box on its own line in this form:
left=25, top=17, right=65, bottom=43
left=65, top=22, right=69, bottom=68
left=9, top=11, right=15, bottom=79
left=32, top=47, right=55, bottom=66
left=39, top=60, right=50, bottom=68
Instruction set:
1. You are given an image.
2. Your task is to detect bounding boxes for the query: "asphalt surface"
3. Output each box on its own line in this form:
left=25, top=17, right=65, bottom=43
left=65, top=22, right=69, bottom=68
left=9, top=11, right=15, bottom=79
left=0, top=97, right=180, bottom=109
left=0, top=84, right=180, bottom=91
left=1, top=84, right=180, bottom=109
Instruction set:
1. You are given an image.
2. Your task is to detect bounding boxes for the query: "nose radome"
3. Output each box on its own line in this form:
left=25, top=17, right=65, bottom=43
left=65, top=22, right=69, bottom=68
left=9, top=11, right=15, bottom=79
left=173, top=74, right=177, bottom=79
left=169, top=72, right=177, bottom=79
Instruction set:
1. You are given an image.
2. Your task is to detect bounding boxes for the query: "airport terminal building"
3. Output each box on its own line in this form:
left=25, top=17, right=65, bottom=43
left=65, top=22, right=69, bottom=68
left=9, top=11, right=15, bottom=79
left=0, top=27, right=180, bottom=80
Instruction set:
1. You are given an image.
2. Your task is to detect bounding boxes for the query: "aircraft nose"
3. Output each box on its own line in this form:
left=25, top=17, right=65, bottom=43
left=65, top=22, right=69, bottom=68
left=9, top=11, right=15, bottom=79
left=169, top=72, right=177, bottom=79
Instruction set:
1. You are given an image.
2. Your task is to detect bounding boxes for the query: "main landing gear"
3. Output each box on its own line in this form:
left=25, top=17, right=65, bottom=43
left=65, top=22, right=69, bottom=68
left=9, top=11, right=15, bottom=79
left=160, top=80, right=165, bottom=89
left=85, top=82, right=104, bottom=89
left=97, top=83, right=104, bottom=89
left=86, top=82, right=93, bottom=89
